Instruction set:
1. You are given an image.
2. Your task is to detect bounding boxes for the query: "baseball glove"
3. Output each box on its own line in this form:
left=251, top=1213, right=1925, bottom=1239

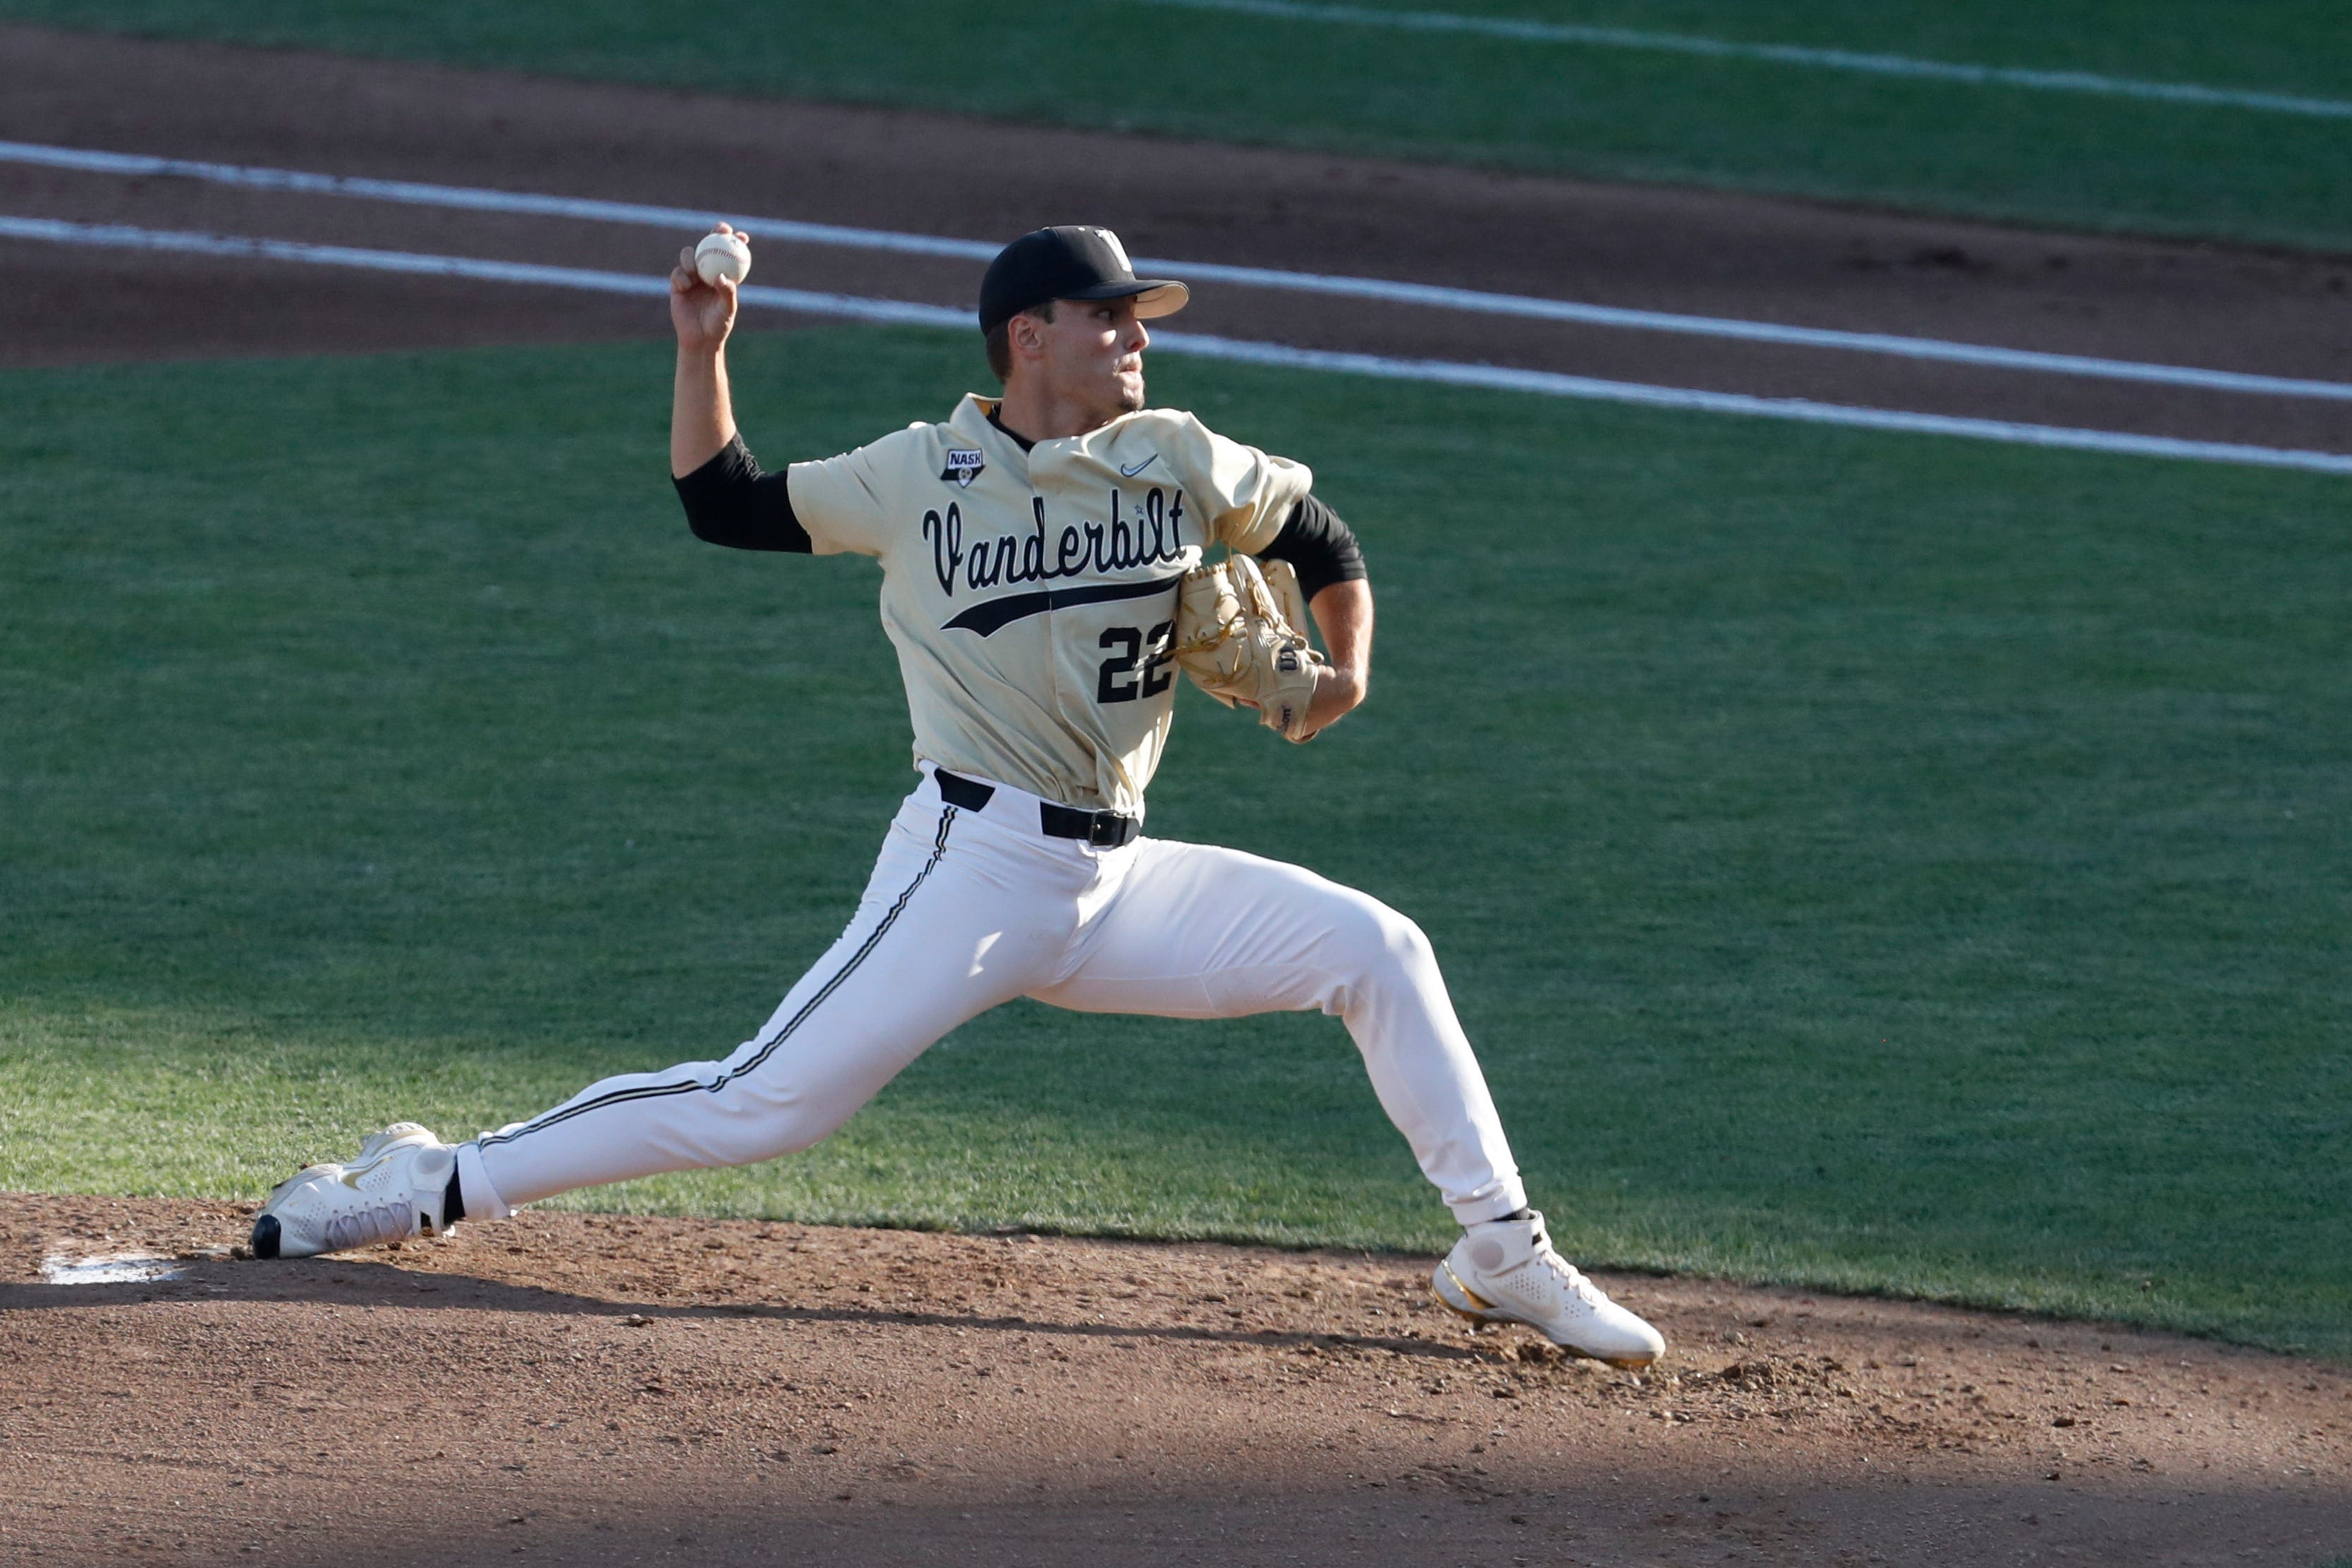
left=1171, top=552, right=1325, bottom=742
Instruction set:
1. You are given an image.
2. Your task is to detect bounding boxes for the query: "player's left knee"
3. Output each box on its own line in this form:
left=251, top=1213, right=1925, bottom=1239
left=1384, top=910, right=1437, bottom=973
left=1347, top=896, right=1435, bottom=976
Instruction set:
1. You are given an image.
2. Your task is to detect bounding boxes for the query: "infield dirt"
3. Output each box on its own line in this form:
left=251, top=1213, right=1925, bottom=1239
left=6, top=1194, right=2350, bottom=1566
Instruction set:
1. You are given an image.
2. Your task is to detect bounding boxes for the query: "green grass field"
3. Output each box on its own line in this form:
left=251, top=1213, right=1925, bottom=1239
left=6, top=0, right=2349, bottom=251
left=3, top=328, right=2346, bottom=1355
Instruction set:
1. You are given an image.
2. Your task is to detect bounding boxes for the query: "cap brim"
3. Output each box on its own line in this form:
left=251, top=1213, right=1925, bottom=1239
left=1061, top=278, right=1190, bottom=319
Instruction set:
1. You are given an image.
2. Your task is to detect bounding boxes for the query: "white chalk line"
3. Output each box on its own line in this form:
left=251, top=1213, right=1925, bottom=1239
left=0, top=215, right=965, bottom=329
left=1131, top=0, right=2352, bottom=121
left=3, top=138, right=2346, bottom=405
left=6, top=214, right=2348, bottom=479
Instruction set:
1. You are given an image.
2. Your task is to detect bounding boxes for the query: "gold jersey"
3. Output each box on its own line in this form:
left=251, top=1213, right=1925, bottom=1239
left=787, top=393, right=1312, bottom=814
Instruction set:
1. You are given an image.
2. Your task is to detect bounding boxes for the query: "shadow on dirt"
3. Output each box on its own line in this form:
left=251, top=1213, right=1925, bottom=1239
left=300, top=1467, right=2352, bottom=1568
left=0, top=1254, right=1497, bottom=1364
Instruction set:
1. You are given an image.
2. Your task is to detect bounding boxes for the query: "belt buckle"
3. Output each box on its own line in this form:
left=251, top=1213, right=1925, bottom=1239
left=1088, top=811, right=1133, bottom=848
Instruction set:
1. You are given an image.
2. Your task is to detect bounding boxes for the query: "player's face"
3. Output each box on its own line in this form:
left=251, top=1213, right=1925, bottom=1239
left=1038, top=297, right=1150, bottom=424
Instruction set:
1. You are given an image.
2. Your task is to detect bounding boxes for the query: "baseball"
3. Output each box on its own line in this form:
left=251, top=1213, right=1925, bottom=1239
left=694, top=230, right=752, bottom=287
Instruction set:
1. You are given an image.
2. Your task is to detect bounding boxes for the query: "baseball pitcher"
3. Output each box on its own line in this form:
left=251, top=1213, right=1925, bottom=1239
left=250, top=224, right=1664, bottom=1367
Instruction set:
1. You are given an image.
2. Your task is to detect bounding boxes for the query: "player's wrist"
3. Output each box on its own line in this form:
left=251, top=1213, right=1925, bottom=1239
left=1305, top=664, right=1366, bottom=730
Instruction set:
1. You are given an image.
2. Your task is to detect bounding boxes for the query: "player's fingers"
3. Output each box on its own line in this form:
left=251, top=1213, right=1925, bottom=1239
left=671, top=264, right=696, bottom=295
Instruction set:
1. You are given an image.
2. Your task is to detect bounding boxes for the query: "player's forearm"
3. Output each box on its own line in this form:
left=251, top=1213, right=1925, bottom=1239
left=1306, top=578, right=1372, bottom=730
left=671, top=345, right=738, bottom=479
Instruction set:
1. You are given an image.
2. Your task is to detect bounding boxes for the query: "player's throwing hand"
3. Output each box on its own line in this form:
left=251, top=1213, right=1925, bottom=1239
left=671, top=223, right=749, bottom=353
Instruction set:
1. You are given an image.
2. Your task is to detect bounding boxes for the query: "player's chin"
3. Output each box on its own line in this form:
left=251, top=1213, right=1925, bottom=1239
left=1115, top=376, right=1147, bottom=413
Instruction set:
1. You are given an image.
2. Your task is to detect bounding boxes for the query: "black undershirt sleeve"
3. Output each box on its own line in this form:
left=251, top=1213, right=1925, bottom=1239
left=671, top=434, right=813, bottom=553
left=1257, top=493, right=1367, bottom=603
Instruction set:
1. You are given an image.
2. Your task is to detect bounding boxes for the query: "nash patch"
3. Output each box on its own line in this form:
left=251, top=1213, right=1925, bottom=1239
left=940, top=448, right=987, bottom=488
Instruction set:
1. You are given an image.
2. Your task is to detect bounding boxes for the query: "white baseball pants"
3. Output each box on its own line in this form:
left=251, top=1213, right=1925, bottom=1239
left=459, top=769, right=1527, bottom=1226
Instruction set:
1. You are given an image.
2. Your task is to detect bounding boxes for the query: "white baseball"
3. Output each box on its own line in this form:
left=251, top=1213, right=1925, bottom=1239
left=695, top=231, right=752, bottom=287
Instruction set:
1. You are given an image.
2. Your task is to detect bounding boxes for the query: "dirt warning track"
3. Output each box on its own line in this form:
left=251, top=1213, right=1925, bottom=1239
left=4, top=25, right=2352, bottom=458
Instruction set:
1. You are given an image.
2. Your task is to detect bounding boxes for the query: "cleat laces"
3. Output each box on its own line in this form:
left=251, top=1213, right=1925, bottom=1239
left=1528, top=1244, right=1604, bottom=1315
left=321, top=1199, right=415, bottom=1254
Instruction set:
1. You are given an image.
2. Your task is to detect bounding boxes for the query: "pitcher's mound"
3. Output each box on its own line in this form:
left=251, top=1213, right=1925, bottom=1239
left=2, top=1192, right=2344, bottom=1564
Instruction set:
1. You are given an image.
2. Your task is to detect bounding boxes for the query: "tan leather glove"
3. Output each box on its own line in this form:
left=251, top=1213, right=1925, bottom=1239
left=1171, top=553, right=1326, bottom=742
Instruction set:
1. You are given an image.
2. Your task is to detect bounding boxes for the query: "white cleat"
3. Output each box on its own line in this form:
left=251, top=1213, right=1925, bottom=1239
left=1432, top=1210, right=1665, bottom=1368
left=250, top=1122, right=457, bottom=1260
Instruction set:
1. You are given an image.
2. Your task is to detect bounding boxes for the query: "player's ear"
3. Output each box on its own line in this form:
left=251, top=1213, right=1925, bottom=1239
left=1011, top=310, right=1047, bottom=361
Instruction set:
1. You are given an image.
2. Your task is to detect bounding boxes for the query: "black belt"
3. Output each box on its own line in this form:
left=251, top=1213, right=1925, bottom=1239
left=933, top=768, right=1140, bottom=848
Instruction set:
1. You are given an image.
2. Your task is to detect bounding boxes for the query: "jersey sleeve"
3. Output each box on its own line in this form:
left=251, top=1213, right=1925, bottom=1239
left=1172, top=415, right=1315, bottom=555
left=783, top=426, right=925, bottom=558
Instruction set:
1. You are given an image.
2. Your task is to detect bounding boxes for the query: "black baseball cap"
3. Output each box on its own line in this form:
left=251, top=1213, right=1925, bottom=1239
left=977, top=226, right=1189, bottom=336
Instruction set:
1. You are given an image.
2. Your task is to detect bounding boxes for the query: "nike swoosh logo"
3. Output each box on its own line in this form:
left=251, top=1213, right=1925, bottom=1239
left=338, top=1152, right=396, bottom=1189
left=1119, top=455, right=1159, bottom=477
